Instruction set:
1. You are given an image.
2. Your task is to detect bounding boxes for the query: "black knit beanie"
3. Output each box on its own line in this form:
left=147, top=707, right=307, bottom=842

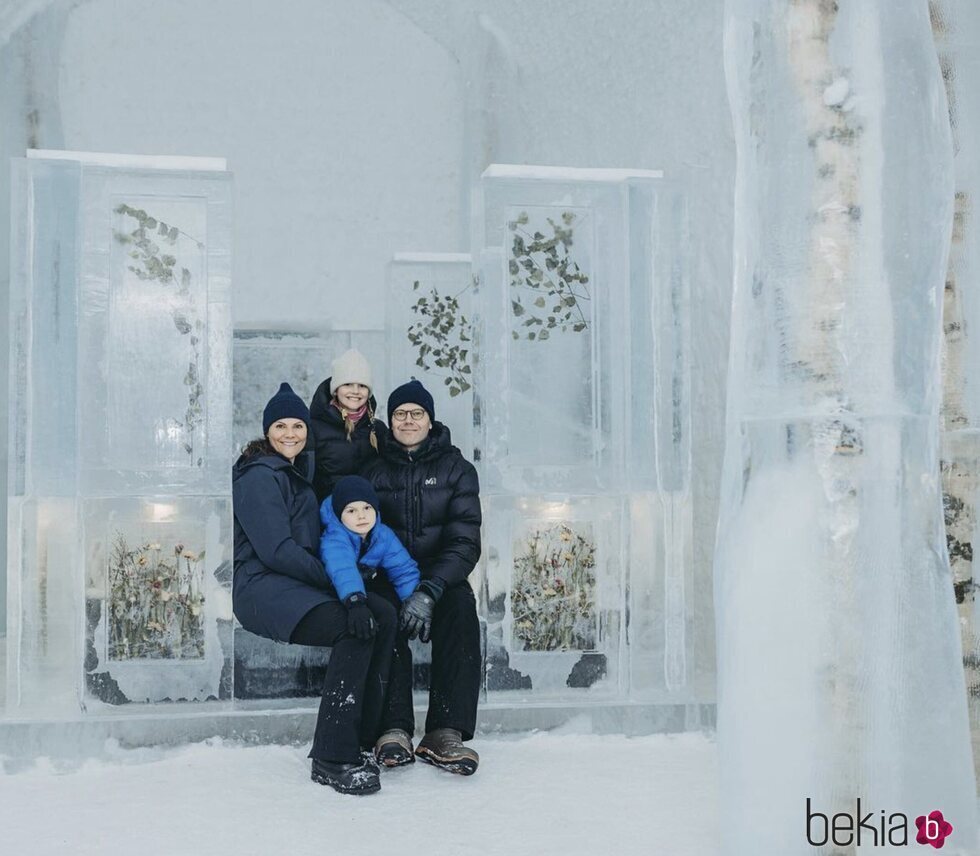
left=263, top=382, right=310, bottom=434
left=331, top=476, right=381, bottom=520
left=387, top=379, right=435, bottom=425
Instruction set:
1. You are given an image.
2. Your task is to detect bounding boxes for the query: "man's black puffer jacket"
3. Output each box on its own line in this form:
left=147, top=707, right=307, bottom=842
left=308, top=376, right=388, bottom=504
left=360, top=422, right=481, bottom=587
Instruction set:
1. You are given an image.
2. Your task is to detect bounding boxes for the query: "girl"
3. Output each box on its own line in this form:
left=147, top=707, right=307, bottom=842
left=308, top=348, right=387, bottom=504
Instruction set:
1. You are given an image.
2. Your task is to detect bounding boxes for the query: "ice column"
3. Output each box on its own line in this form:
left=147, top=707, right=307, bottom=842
left=717, top=2, right=977, bottom=852
left=933, top=0, right=980, bottom=775
left=474, top=166, right=692, bottom=704
left=7, top=152, right=233, bottom=711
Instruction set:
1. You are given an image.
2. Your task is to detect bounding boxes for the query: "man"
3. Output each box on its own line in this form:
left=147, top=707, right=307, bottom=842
left=361, top=379, right=482, bottom=775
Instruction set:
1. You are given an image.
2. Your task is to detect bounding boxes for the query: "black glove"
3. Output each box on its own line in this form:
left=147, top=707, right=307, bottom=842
left=400, top=588, right=436, bottom=643
left=344, top=592, right=376, bottom=640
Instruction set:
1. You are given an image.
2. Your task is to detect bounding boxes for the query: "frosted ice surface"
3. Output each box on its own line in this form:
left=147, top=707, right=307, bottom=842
left=717, top=2, right=977, bottom=852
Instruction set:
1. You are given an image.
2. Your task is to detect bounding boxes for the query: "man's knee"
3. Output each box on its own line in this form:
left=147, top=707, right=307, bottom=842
left=431, top=583, right=479, bottom=643
left=435, top=582, right=477, bottom=618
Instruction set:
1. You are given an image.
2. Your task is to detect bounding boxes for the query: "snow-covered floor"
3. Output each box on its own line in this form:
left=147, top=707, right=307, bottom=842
left=1, top=728, right=718, bottom=856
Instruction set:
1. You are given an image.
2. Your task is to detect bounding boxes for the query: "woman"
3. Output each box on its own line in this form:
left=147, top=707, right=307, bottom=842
left=308, top=348, right=388, bottom=504
left=232, top=381, right=396, bottom=795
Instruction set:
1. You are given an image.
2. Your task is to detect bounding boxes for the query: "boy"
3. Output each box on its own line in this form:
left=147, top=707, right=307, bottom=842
left=319, top=475, right=421, bottom=639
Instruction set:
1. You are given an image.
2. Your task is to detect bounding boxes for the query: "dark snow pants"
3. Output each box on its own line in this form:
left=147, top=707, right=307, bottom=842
left=290, top=593, right=398, bottom=763
left=370, top=577, right=482, bottom=741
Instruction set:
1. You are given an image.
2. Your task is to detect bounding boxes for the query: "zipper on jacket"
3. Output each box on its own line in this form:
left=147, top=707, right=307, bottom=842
left=414, top=481, right=424, bottom=537
left=404, top=459, right=415, bottom=553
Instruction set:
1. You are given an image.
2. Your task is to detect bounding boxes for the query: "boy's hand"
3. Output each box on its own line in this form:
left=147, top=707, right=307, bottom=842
left=344, top=592, right=377, bottom=640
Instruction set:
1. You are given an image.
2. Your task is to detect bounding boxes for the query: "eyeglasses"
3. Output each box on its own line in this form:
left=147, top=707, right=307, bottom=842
left=392, top=408, right=427, bottom=422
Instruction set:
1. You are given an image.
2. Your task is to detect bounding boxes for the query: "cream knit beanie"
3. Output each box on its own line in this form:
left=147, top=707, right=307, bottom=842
left=329, top=349, right=373, bottom=395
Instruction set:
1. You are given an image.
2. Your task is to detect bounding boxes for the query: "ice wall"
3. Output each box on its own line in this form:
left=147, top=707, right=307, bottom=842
left=718, top=0, right=976, bottom=852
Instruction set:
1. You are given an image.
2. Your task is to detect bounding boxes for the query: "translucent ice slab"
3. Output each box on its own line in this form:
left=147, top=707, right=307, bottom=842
left=473, top=166, right=693, bottom=705
left=7, top=153, right=233, bottom=713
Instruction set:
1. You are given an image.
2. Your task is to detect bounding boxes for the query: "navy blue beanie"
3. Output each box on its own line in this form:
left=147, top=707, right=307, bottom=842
left=263, top=382, right=310, bottom=434
left=331, top=476, right=381, bottom=520
left=387, top=379, right=435, bottom=425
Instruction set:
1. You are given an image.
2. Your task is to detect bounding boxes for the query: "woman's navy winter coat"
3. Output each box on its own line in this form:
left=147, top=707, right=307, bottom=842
left=360, top=422, right=481, bottom=587
left=232, top=450, right=334, bottom=642
left=318, top=500, right=420, bottom=602
left=308, top=377, right=388, bottom=504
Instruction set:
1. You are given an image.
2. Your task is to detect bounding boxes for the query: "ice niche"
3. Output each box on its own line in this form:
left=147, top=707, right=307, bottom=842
left=7, top=152, right=233, bottom=713
left=717, top=1, right=977, bottom=853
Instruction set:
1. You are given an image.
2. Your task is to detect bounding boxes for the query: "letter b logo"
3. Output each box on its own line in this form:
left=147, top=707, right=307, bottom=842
left=806, top=799, right=829, bottom=846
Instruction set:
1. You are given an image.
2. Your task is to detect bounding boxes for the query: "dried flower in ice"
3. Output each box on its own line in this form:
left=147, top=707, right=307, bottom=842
left=107, top=532, right=207, bottom=662
left=511, top=522, right=597, bottom=652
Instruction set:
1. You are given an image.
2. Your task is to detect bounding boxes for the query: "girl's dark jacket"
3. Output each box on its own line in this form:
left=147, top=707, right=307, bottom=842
left=308, top=376, right=389, bottom=505
left=232, top=449, right=334, bottom=642
left=360, top=422, right=481, bottom=588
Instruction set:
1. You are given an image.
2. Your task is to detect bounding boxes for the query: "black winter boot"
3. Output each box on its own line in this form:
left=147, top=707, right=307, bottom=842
left=415, top=728, right=479, bottom=776
left=311, top=758, right=381, bottom=794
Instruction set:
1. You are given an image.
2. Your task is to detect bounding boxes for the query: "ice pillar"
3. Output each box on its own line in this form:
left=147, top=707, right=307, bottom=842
left=933, top=0, right=980, bottom=775
left=7, top=153, right=234, bottom=712
left=718, top=1, right=977, bottom=852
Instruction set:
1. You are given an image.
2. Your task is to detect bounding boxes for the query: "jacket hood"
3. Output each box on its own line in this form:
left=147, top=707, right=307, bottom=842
left=233, top=449, right=315, bottom=483
left=309, top=377, right=378, bottom=423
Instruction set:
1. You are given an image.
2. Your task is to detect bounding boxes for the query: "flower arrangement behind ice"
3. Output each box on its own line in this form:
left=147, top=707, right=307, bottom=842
left=107, top=535, right=206, bottom=661
left=511, top=522, right=597, bottom=651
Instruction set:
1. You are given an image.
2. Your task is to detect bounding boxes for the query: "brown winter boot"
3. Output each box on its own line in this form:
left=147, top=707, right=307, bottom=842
left=374, top=729, right=415, bottom=767
left=415, top=728, right=479, bottom=776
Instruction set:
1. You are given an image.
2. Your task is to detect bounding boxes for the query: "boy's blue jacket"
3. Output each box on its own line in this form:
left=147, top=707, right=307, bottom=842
left=319, top=497, right=420, bottom=601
